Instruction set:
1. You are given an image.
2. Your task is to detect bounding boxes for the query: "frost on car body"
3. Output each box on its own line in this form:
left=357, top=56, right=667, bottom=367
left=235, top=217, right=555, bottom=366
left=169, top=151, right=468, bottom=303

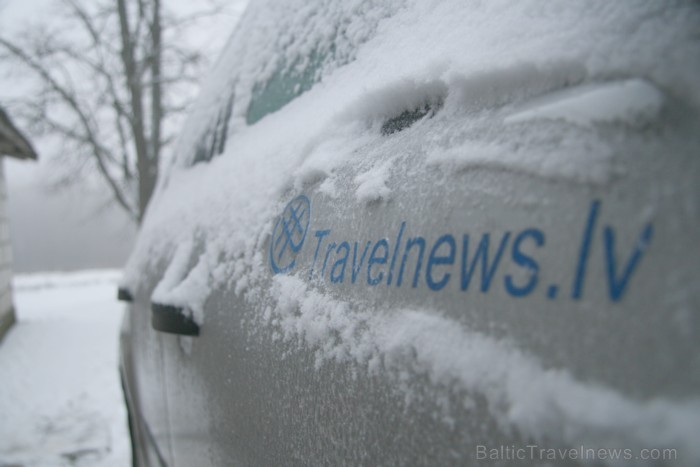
left=120, top=1, right=700, bottom=465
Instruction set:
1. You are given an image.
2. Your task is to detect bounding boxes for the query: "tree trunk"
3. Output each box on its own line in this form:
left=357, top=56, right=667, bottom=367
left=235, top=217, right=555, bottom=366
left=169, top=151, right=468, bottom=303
left=148, top=0, right=162, bottom=221
left=0, top=0, right=225, bottom=225
left=117, top=0, right=154, bottom=223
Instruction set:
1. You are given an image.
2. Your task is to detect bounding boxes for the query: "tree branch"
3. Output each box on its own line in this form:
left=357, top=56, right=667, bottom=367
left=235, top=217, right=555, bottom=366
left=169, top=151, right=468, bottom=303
left=0, top=36, right=138, bottom=221
left=1, top=0, right=226, bottom=224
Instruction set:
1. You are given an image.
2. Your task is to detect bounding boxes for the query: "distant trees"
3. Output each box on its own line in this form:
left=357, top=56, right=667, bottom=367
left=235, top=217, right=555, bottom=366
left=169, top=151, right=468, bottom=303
left=0, top=0, right=232, bottom=223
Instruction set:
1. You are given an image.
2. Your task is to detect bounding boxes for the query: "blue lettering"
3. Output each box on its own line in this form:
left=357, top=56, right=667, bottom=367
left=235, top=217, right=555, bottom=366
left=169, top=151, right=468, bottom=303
left=604, top=224, right=653, bottom=301
left=386, top=222, right=406, bottom=286
left=331, top=242, right=350, bottom=283
left=461, top=232, right=510, bottom=292
left=368, top=239, right=389, bottom=286
left=321, top=242, right=337, bottom=278
left=300, top=201, right=647, bottom=303
left=426, top=234, right=456, bottom=291
left=397, top=237, right=426, bottom=288
left=309, top=229, right=331, bottom=278
left=351, top=241, right=371, bottom=284
left=572, top=201, right=600, bottom=300
left=504, top=228, right=544, bottom=297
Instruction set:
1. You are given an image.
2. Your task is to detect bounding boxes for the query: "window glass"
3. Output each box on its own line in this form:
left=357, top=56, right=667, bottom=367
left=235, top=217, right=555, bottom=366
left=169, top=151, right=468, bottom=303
left=246, top=49, right=328, bottom=126
left=191, top=92, right=234, bottom=165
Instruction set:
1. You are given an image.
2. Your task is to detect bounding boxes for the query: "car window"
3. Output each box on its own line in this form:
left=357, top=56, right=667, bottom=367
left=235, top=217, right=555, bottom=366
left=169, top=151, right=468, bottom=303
left=246, top=49, right=328, bottom=126
left=242, top=3, right=402, bottom=126
left=191, top=92, right=234, bottom=165
left=174, top=0, right=405, bottom=171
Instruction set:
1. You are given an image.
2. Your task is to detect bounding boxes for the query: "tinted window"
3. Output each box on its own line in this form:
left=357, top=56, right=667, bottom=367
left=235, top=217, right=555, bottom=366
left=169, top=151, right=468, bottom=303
left=191, top=93, right=234, bottom=165
left=246, top=49, right=327, bottom=125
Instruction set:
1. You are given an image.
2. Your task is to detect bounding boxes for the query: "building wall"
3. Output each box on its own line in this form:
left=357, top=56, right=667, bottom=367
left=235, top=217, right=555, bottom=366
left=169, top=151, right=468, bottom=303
left=0, top=159, right=15, bottom=341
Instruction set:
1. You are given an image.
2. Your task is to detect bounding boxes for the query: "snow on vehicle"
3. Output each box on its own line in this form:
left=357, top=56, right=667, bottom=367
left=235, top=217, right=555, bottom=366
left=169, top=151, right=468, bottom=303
left=119, top=1, right=700, bottom=465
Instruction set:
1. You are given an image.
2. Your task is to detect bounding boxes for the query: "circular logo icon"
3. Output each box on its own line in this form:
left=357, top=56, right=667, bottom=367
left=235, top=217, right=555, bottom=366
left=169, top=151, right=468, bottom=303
left=270, top=195, right=311, bottom=274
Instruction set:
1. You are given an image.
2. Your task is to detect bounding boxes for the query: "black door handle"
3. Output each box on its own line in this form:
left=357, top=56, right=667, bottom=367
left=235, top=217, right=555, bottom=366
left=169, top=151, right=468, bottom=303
left=151, top=302, right=200, bottom=336
left=117, top=287, right=133, bottom=302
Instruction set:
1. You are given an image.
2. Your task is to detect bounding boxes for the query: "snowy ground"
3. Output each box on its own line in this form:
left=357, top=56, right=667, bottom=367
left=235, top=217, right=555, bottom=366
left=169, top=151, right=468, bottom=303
left=0, top=270, right=130, bottom=467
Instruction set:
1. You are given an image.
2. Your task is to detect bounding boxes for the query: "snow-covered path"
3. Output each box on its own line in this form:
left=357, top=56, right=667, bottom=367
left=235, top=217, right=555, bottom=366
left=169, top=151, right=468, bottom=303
left=0, top=270, right=130, bottom=466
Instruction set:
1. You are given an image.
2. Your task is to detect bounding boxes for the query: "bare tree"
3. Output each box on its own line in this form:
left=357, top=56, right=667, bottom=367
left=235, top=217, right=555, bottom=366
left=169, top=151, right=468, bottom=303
left=0, top=0, right=229, bottom=223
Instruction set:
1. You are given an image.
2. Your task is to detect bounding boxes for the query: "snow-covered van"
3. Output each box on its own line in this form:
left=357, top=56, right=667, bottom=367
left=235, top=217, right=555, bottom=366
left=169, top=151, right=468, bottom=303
left=118, top=1, right=700, bottom=465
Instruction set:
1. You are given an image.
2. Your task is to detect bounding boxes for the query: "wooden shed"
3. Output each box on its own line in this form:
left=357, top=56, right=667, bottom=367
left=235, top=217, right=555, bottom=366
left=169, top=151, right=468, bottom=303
left=0, top=107, right=38, bottom=341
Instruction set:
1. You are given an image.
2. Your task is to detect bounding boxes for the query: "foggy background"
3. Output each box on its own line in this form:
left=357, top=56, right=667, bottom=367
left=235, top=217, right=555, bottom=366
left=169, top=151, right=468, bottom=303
left=7, top=173, right=136, bottom=272
left=0, top=2, right=249, bottom=463
left=1, top=0, right=247, bottom=272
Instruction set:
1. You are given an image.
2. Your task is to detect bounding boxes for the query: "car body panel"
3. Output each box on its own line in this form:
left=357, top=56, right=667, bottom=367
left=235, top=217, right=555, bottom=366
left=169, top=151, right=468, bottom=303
left=120, top=0, right=700, bottom=465
left=120, top=289, right=173, bottom=466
